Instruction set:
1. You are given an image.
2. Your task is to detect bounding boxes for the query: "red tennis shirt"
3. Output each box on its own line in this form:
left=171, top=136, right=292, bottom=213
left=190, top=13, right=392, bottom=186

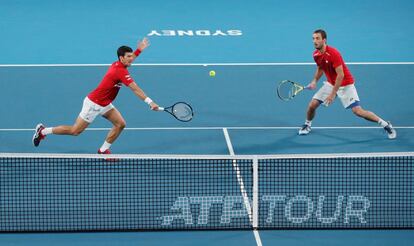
left=313, top=46, right=354, bottom=86
left=88, top=61, right=135, bottom=106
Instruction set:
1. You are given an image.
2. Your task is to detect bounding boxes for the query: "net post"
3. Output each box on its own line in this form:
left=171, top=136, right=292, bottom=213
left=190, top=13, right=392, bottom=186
left=252, top=156, right=259, bottom=229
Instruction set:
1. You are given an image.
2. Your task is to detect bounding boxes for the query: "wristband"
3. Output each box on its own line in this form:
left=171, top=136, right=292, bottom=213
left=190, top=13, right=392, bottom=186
left=144, top=97, right=153, bottom=105
left=134, top=49, right=141, bottom=56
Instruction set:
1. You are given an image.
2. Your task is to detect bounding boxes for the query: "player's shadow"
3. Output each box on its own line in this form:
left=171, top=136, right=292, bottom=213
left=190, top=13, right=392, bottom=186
left=235, top=129, right=381, bottom=154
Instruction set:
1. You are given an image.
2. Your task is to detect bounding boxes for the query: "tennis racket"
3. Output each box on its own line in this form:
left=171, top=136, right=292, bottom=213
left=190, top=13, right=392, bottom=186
left=158, top=102, right=194, bottom=122
left=277, top=80, right=309, bottom=101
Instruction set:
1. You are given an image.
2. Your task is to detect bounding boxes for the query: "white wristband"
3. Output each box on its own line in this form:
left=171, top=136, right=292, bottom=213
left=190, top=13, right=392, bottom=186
left=144, top=97, right=153, bottom=105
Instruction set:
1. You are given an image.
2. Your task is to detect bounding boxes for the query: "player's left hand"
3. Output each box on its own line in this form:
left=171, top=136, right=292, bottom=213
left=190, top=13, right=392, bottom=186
left=149, top=102, right=159, bottom=111
left=324, top=93, right=336, bottom=106
left=138, top=38, right=150, bottom=52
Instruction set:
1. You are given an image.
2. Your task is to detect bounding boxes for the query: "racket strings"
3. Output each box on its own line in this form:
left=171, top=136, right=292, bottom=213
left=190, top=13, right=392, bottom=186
left=278, top=82, right=296, bottom=99
left=277, top=81, right=304, bottom=100
left=172, top=103, right=193, bottom=121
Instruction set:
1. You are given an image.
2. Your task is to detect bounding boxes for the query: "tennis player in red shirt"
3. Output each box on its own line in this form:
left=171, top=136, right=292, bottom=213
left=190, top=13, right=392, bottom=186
left=33, top=38, right=159, bottom=153
left=298, top=29, right=396, bottom=139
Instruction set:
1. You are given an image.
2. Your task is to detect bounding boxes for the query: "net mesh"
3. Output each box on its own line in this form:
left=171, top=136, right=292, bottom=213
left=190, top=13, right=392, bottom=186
left=259, top=156, right=414, bottom=228
left=0, top=153, right=413, bottom=232
left=0, top=156, right=252, bottom=232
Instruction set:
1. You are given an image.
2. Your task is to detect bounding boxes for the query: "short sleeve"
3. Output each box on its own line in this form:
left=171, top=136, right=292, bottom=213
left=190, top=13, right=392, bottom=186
left=331, top=50, right=343, bottom=69
left=117, top=68, right=135, bottom=86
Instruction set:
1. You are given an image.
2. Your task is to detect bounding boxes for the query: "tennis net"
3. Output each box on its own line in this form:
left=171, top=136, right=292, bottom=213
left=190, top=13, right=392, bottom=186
left=0, top=152, right=413, bottom=232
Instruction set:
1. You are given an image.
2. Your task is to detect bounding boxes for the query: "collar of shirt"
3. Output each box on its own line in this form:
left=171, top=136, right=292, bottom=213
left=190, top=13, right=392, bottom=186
left=115, top=61, right=128, bottom=68
left=314, top=45, right=331, bottom=57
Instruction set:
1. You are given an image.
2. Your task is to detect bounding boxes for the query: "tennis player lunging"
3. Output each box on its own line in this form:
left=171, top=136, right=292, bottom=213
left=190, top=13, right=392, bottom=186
left=33, top=38, right=159, bottom=153
left=298, top=29, right=396, bottom=139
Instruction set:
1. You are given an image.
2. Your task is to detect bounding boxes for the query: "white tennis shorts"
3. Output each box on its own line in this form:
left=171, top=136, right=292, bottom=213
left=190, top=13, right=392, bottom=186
left=79, top=97, right=114, bottom=123
left=313, top=82, right=360, bottom=108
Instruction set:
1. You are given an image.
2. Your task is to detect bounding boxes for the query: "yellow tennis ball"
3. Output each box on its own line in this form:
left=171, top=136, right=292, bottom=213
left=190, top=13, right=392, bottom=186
left=209, top=70, right=216, bottom=77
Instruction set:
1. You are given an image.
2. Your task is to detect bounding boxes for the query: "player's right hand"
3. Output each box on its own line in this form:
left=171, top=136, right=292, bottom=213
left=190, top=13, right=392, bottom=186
left=306, top=81, right=317, bottom=90
left=149, top=102, right=159, bottom=111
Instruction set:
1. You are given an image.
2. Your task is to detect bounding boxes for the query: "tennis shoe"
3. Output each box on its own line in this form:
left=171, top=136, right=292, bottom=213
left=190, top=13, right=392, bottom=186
left=298, top=124, right=311, bottom=135
left=98, top=149, right=111, bottom=154
left=33, top=123, right=46, bottom=147
left=384, top=122, right=397, bottom=139
left=98, top=149, right=119, bottom=162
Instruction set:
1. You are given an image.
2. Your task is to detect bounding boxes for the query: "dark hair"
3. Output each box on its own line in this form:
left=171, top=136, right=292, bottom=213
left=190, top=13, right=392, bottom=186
left=117, top=46, right=133, bottom=59
left=313, top=29, right=327, bottom=40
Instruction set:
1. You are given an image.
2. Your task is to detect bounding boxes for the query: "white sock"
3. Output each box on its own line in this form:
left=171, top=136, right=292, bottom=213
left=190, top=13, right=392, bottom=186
left=99, top=141, right=112, bottom=152
left=378, top=118, right=388, bottom=127
left=305, top=120, right=312, bottom=126
left=41, top=127, right=53, bottom=135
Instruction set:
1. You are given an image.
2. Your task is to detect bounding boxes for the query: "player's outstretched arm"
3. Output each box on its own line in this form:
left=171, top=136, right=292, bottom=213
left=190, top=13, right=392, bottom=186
left=128, top=82, right=159, bottom=110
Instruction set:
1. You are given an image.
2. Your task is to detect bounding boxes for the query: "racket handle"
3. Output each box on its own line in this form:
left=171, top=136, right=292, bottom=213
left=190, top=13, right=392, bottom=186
left=158, top=107, right=165, bottom=111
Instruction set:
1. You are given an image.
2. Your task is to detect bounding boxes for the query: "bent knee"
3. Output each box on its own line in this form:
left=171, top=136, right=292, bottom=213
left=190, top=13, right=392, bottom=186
left=70, top=129, right=84, bottom=136
left=308, top=100, right=320, bottom=110
left=115, top=121, right=126, bottom=129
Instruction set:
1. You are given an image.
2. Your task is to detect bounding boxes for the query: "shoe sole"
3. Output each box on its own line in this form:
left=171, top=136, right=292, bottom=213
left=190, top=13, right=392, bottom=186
left=386, top=123, right=397, bottom=139
left=298, top=130, right=311, bottom=135
left=388, top=131, right=397, bottom=139
left=32, top=123, right=44, bottom=147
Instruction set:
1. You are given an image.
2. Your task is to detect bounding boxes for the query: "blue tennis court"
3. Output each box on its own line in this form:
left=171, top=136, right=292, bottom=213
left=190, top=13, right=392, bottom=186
left=1, top=0, right=414, bottom=245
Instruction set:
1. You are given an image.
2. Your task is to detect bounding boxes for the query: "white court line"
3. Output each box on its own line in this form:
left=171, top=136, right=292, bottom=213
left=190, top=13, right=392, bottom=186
left=1, top=126, right=413, bottom=131
left=223, top=128, right=236, bottom=156
left=0, top=62, right=414, bottom=67
left=223, top=128, right=263, bottom=246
